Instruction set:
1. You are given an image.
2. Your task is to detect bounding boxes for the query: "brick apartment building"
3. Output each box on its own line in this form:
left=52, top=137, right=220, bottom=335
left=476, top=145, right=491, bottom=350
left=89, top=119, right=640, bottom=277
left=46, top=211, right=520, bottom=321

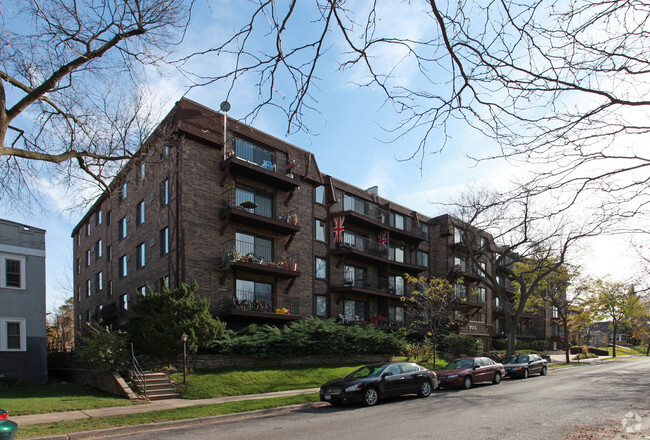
left=72, top=98, right=554, bottom=351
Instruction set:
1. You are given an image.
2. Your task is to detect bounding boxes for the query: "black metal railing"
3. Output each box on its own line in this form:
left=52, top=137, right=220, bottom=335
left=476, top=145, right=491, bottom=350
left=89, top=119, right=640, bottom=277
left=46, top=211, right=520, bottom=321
left=225, top=138, right=299, bottom=179
left=230, top=291, right=300, bottom=315
left=222, top=239, right=299, bottom=269
left=131, top=343, right=146, bottom=399
left=332, top=199, right=425, bottom=237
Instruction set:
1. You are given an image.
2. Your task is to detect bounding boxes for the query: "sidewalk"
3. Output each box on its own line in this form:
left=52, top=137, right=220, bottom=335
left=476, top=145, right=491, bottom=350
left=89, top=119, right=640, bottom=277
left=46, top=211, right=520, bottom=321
left=11, top=387, right=320, bottom=426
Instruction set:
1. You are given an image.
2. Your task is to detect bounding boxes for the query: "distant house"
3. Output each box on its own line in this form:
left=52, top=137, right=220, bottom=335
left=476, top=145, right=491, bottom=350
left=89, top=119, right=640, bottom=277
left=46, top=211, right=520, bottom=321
left=0, top=219, right=48, bottom=383
left=591, top=321, right=629, bottom=347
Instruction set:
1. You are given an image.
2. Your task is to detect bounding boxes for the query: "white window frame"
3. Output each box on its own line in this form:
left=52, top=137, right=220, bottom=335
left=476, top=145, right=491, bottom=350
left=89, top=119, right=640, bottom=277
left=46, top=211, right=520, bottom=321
left=0, top=255, right=26, bottom=290
left=0, top=318, right=26, bottom=351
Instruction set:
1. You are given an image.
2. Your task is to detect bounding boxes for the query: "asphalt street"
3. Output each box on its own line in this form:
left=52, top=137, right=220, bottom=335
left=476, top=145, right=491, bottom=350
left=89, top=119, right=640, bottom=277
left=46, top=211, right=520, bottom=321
left=87, top=358, right=650, bottom=440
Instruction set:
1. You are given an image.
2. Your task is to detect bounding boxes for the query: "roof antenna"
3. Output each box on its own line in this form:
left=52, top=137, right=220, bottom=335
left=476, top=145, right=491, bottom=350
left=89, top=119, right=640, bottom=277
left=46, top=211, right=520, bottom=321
left=220, top=101, right=231, bottom=160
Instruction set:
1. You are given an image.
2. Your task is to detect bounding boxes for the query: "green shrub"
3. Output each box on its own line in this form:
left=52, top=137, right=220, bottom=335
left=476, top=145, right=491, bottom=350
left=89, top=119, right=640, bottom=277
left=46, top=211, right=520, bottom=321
left=210, top=318, right=406, bottom=358
left=76, top=324, right=128, bottom=371
left=440, top=333, right=478, bottom=357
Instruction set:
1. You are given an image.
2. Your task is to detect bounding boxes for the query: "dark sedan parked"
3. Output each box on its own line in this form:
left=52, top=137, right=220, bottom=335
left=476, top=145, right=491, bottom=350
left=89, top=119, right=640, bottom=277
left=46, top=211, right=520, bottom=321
left=437, top=357, right=506, bottom=389
left=504, top=353, right=548, bottom=378
left=320, top=362, right=438, bottom=406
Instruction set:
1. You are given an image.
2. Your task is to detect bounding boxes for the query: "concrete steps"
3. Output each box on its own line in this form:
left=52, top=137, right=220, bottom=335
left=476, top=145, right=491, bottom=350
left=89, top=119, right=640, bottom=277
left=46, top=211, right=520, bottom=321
left=132, top=372, right=181, bottom=400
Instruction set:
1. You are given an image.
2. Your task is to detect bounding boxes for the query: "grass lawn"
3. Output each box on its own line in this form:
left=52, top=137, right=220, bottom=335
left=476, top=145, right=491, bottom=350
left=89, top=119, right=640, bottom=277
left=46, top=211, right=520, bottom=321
left=170, top=364, right=363, bottom=399
left=0, top=383, right=141, bottom=416
left=598, top=346, right=646, bottom=356
left=15, top=394, right=319, bottom=440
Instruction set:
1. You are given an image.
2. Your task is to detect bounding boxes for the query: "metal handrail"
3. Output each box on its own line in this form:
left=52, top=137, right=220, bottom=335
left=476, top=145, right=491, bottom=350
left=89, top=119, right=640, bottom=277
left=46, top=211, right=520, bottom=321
left=131, top=343, right=146, bottom=399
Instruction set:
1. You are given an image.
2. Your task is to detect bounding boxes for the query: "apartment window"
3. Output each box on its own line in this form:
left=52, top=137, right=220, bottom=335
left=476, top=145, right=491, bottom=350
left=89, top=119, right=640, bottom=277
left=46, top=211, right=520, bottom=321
left=454, top=227, right=463, bottom=244
left=119, top=217, right=127, bottom=240
left=344, top=265, right=366, bottom=287
left=389, top=275, right=405, bottom=296
left=95, top=210, right=102, bottom=226
left=315, top=257, right=327, bottom=279
left=314, top=186, right=326, bottom=204
left=119, top=255, right=128, bottom=278
left=477, top=287, right=486, bottom=302
left=454, top=283, right=467, bottom=299
left=160, top=178, right=169, bottom=206
left=137, top=243, right=145, bottom=268
left=137, top=285, right=147, bottom=296
left=96, top=272, right=103, bottom=291
left=76, top=258, right=81, bottom=274
left=344, top=299, right=366, bottom=320
left=86, top=223, right=91, bottom=236
left=389, top=305, right=404, bottom=325
left=136, top=201, right=145, bottom=226
left=120, top=293, right=129, bottom=311
left=479, top=261, right=487, bottom=275
left=417, top=250, right=429, bottom=267
left=390, top=212, right=404, bottom=230
left=1, top=256, right=24, bottom=289
left=107, top=245, right=112, bottom=261
left=343, top=194, right=367, bottom=214
left=420, top=223, right=429, bottom=239
left=235, top=138, right=273, bottom=166
left=552, top=306, right=559, bottom=318
left=160, top=227, right=170, bottom=255
left=388, top=244, right=404, bottom=263
left=476, top=312, right=487, bottom=323
left=235, top=279, right=272, bottom=304
left=496, top=275, right=505, bottom=287
left=235, top=232, right=272, bottom=262
left=107, top=210, right=112, bottom=226
left=454, top=256, right=467, bottom=271
left=316, top=295, right=327, bottom=317
left=108, top=280, right=113, bottom=296
left=160, top=275, right=169, bottom=288
left=235, top=186, right=272, bottom=217
left=86, top=249, right=91, bottom=266
left=0, top=319, right=26, bottom=351
left=120, top=182, right=127, bottom=201
left=139, top=163, right=146, bottom=180
left=86, top=279, right=91, bottom=297
left=315, top=219, right=326, bottom=242
left=454, top=310, right=468, bottom=321
left=495, top=297, right=501, bottom=311
left=95, top=240, right=103, bottom=259
left=76, top=233, right=80, bottom=246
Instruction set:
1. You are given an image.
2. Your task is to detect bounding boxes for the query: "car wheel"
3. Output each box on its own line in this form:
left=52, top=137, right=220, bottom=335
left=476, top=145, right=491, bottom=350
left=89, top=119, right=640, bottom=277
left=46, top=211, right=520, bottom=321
left=540, top=366, right=547, bottom=376
left=463, top=376, right=472, bottom=389
left=523, top=369, right=529, bottom=379
left=492, top=372, right=501, bottom=384
left=418, top=380, right=433, bottom=398
left=362, top=387, right=379, bottom=406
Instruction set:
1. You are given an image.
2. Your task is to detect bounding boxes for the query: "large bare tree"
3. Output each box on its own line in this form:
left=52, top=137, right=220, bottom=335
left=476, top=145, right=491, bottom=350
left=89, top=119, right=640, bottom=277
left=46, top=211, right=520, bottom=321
left=180, top=0, right=650, bottom=220
left=0, top=0, right=190, bottom=203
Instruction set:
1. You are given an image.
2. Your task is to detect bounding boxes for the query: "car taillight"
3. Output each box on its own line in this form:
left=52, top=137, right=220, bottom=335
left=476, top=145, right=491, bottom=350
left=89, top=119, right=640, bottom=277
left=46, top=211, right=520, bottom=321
left=0, top=412, right=8, bottom=421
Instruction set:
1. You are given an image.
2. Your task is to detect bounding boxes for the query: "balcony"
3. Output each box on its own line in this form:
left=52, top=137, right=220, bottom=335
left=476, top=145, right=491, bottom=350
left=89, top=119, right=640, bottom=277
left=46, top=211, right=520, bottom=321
left=221, top=140, right=300, bottom=190
left=223, top=290, right=301, bottom=321
left=222, top=239, right=301, bottom=278
left=330, top=238, right=426, bottom=273
left=450, top=263, right=484, bottom=282
left=331, top=200, right=426, bottom=242
left=220, top=199, right=300, bottom=236
left=331, top=274, right=405, bottom=299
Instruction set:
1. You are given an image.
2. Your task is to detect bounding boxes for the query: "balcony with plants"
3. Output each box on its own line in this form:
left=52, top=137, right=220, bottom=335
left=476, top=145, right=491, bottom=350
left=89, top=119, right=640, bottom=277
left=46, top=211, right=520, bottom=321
left=219, top=186, right=300, bottom=235
left=221, top=138, right=300, bottom=190
left=331, top=196, right=427, bottom=242
left=221, top=239, right=300, bottom=278
left=224, top=288, right=301, bottom=320
left=331, top=272, right=405, bottom=298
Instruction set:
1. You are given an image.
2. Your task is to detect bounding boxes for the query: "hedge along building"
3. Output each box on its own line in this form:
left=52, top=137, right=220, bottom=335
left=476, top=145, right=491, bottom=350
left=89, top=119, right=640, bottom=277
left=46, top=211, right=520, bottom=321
left=71, top=98, right=554, bottom=351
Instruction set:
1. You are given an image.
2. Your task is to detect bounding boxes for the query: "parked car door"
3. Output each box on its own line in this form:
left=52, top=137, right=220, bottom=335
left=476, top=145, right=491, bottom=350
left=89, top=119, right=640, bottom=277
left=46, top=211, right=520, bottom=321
left=381, top=364, right=407, bottom=397
left=473, top=358, right=491, bottom=383
left=529, top=355, right=543, bottom=374
left=398, top=363, right=420, bottom=394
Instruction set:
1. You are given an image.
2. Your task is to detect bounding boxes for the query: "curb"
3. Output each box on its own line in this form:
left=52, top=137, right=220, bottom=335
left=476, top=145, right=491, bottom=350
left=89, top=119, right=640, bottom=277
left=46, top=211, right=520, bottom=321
left=22, top=401, right=328, bottom=440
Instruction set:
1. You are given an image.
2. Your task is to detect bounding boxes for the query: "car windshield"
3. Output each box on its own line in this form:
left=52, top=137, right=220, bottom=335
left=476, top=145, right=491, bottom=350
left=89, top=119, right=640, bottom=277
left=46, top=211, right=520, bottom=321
left=506, top=355, right=529, bottom=364
left=346, top=365, right=385, bottom=379
left=451, top=359, right=475, bottom=369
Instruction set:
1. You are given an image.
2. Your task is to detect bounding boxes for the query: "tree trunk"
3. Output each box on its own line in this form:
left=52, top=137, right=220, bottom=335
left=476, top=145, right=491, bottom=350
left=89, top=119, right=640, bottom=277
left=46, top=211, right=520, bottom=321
left=563, top=318, right=570, bottom=364
left=506, top=327, right=517, bottom=357
left=612, top=323, right=617, bottom=358
left=645, top=343, right=649, bottom=356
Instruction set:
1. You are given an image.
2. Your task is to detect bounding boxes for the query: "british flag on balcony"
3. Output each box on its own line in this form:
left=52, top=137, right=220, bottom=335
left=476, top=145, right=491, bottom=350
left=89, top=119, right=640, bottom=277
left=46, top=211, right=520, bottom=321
left=333, top=216, right=345, bottom=243
left=378, top=230, right=388, bottom=251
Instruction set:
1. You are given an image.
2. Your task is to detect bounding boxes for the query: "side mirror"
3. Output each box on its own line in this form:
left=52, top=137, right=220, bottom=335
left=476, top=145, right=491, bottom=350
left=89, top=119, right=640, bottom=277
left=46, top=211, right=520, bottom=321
left=382, top=372, right=394, bottom=378
left=473, top=365, right=479, bottom=370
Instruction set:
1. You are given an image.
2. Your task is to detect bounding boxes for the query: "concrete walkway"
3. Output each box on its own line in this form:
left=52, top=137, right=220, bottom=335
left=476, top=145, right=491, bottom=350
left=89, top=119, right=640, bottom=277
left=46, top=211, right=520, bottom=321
left=11, top=387, right=320, bottom=426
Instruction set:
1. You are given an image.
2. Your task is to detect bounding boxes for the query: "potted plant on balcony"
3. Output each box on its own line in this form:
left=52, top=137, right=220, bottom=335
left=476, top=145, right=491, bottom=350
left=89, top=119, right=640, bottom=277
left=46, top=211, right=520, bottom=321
left=287, top=256, right=297, bottom=271
left=289, top=213, right=298, bottom=225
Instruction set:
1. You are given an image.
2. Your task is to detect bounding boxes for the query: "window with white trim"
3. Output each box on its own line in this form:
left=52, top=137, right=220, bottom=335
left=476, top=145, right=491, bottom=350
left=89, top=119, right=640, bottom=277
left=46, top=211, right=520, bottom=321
left=1, top=255, right=25, bottom=289
left=137, top=243, right=145, bottom=268
left=137, top=200, right=145, bottom=226
left=0, top=318, right=26, bottom=351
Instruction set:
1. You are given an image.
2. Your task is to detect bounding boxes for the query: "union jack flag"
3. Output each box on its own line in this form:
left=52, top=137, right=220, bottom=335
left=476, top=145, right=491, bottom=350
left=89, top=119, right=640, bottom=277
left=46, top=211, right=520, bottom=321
left=333, top=216, right=345, bottom=243
left=378, top=230, right=388, bottom=251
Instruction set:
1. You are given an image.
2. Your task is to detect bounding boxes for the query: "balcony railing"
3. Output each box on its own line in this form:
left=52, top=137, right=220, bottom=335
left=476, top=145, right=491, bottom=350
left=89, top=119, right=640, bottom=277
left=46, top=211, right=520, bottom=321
left=225, top=138, right=299, bottom=180
left=331, top=200, right=426, bottom=240
left=222, top=239, right=300, bottom=273
left=332, top=273, right=405, bottom=296
left=229, top=290, right=301, bottom=316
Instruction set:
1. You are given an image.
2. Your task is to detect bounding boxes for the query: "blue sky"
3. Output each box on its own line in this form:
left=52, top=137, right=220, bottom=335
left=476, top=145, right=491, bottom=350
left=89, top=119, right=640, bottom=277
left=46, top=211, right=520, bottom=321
left=0, top=0, right=640, bottom=313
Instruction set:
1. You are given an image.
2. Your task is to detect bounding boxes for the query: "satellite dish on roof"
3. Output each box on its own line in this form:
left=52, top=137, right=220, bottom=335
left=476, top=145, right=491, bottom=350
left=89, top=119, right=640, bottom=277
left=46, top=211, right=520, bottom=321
left=220, top=101, right=231, bottom=112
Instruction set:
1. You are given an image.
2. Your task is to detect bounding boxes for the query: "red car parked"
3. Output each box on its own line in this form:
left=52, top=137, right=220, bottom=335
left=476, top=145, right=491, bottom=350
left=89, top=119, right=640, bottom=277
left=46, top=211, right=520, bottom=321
left=437, top=357, right=506, bottom=389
